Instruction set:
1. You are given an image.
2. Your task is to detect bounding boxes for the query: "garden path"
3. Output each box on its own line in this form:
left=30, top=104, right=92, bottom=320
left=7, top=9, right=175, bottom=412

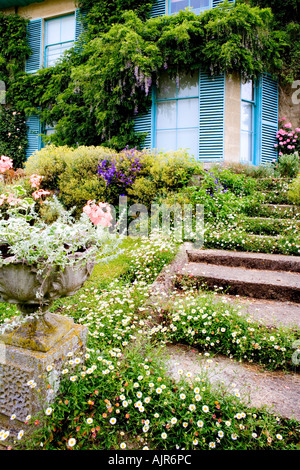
left=147, top=243, right=300, bottom=422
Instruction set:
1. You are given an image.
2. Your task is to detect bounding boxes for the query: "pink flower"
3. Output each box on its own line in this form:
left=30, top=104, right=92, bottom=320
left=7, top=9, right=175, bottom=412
left=83, top=200, right=113, bottom=227
left=29, top=174, right=43, bottom=189
left=32, top=189, right=51, bottom=201
left=284, top=123, right=292, bottom=129
left=0, top=155, right=13, bottom=174
left=296, top=128, right=300, bottom=133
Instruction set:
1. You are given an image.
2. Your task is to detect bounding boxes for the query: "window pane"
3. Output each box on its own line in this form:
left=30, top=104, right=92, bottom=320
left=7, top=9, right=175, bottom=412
left=177, top=129, right=199, bottom=157
left=177, top=71, right=199, bottom=98
left=61, top=15, right=75, bottom=43
left=46, top=45, right=62, bottom=67
left=156, top=130, right=177, bottom=152
left=157, top=73, right=177, bottom=100
left=241, top=80, right=254, bottom=101
left=190, top=0, right=210, bottom=11
left=156, top=101, right=177, bottom=130
left=46, top=42, right=74, bottom=67
left=177, top=98, right=199, bottom=128
left=171, top=0, right=189, bottom=14
left=241, top=131, right=252, bottom=163
left=241, top=102, right=253, bottom=132
left=46, top=18, right=61, bottom=45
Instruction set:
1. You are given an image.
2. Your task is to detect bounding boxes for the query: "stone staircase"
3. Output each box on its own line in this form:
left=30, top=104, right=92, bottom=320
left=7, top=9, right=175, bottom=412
left=176, top=248, right=300, bottom=304
left=150, top=243, right=300, bottom=422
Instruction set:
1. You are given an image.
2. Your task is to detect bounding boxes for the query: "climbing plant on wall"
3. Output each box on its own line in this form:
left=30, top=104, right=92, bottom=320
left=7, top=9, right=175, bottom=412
left=0, top=12, right=30, bottom=167
left=0, top=0, right=298, bottom=164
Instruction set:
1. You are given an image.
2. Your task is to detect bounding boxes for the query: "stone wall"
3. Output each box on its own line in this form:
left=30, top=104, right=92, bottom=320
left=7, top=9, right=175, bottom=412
left=224, top=72, right=241, bottom=163
left=2, top=0, right=75, bottom=19
left=279, top=81, right=300, bottom=128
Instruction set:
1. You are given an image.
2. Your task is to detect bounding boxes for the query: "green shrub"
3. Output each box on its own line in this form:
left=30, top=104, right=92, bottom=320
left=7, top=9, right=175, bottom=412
left=223, top=162, right=275, bottom=178
left=24, top=145, right=115, bottom=214
left=25, top=146, right=199, bottom=212
left=288, top=174, right=300, bottom=205
left=24, top=145, right=69, bottom=189
left=275, top=152, right=299, bottom=178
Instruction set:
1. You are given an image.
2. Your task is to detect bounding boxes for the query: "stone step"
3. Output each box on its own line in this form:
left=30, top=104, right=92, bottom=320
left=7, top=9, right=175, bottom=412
left=165, top=344, right=300, bottom=421
left=186, top=249, right=300, bottom=273
left=242, top=216, right=299, bottom=227
left=212, top=294, right=300, bottom=329
left=237, top=217, right=298, bottom=236
left=176, top=261, right=300, bottom=302
left=244, top=204, right=300, bottom=219
left=263, top=204, right=299, bottom=216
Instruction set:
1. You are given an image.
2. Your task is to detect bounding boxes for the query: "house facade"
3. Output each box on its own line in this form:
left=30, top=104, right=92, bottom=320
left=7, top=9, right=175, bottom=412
left=0, top=0, right=287, bottom=166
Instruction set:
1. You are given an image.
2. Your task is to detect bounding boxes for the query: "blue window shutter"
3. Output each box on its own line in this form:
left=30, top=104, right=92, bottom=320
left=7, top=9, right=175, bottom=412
left=75, top=8, right=88, bottom=42
left=199, top=69, right=225, bottom=161
left=133, top=108, right=153, bottom=149
left=26, top=115, right=42, bottom=159
left=259, top=74, right=278, bottom=165
left=25, top=19, right=42, bottom=74
left=150, top=0, right=166, bottom=18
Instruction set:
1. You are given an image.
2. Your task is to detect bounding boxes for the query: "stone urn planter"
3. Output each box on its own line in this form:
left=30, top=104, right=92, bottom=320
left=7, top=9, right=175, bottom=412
left=0, top=248, right=95, bottom=352
left=0, top=182, right=119, bottom=429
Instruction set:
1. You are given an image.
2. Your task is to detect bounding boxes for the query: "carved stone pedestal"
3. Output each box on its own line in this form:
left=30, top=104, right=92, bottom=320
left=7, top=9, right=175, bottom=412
left=0, top=313, right=88, bottom=447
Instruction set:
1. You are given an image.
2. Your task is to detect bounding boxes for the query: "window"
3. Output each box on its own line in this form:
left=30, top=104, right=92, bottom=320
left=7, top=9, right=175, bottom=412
left=45, top=14, right=76, bottom=68
left=170, top=0, right=211, bottom=15
left=240, top=80, right=255, bottom=163
left=155, top=71, right=199, bottom=157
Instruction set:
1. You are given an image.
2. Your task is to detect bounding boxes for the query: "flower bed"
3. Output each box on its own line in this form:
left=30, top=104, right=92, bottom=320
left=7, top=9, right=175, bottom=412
left=0, top=232, right=299, bottom=451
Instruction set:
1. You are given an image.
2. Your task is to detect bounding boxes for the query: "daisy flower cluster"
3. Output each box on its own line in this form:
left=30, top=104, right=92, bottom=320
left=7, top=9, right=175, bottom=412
left=36, top=344, right=299, bottom=451
left=1, top=232, right=299, bottom=450
left=155, top=290, right=299, bottom=371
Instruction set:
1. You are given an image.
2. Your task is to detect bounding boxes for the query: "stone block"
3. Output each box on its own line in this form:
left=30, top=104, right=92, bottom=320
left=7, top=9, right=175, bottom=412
left=0, top=317, right=88, bottom=423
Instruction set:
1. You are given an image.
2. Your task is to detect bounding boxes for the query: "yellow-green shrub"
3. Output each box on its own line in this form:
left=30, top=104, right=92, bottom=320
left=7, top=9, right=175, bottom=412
left=24, top=145, right=69, bottom=189
left=24, top=145, right=115, bottom=190
left=288, top=175, right=300, bottom=205
left=24, top=145, right=200, bottom=213
left=148, top=150, right=198, bottom=190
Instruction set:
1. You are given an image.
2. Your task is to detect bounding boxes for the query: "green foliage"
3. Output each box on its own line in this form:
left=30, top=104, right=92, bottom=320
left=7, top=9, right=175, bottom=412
left=0, top=1, right=298, bottom=158
left=275, top=152, right=299, bottom=178
left=160, top=290, right=299, bottom=371
left=25, top=145, right=115, bottom=215
left=7, top=3, right=288, bottom=151
left=288, top=174, right=300, bottom=205
left=0, top=107, right=27, bottom=168
left=249, top=0, right=299, bottom=26
left=223, top=162, right=276, bottom=178
left=24, top=145, right=199, bottom=214
left=249, top=0, right=300, bottom=82
left=0, top=12, right=30, bottom=82
left=5, top=235, right=299, bottom=450
left=77, top=0, right=155, bottom=35
left=0, top=13, right=31, bottom=166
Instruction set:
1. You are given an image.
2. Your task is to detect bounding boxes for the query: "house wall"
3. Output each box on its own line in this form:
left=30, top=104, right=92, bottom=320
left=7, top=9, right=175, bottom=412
left=279, top=82, right=300, bottom=128
left=224, top=72, right=241, bottom=162
left=2, top=0, right=75, bottom=19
